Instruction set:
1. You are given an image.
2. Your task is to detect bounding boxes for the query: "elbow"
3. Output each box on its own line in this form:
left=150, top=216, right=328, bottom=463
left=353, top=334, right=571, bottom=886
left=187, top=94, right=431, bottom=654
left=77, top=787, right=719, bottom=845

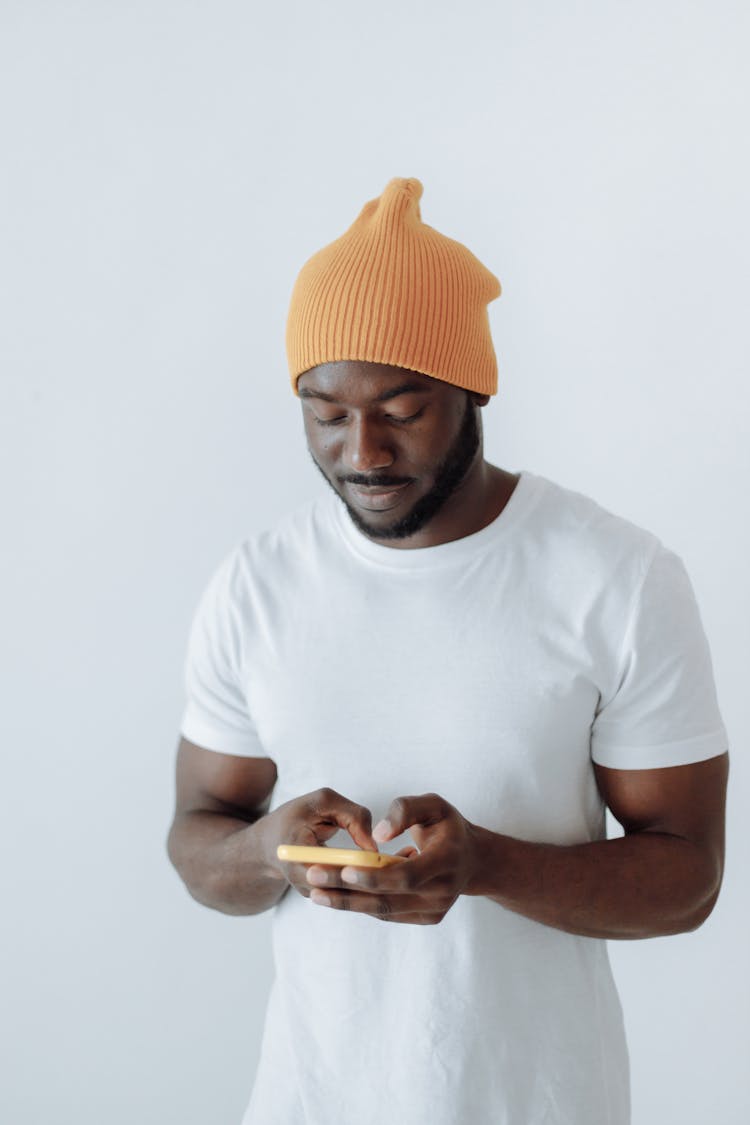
left=646, top=844, right=725, bottom=937
left=166, top=820, right=186, bottom=878
left=683, top=860, right=724, bottom=933
left=167, top=840, right=227, bottom=912
left=165, top=819, right=209, bottom=902
left=684, top=887, right=722, bottom=932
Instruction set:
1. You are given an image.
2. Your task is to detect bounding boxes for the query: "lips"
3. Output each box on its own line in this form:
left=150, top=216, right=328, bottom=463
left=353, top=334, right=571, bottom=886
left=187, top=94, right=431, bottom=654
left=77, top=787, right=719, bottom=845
left=347, top=481, right=412, bottom=510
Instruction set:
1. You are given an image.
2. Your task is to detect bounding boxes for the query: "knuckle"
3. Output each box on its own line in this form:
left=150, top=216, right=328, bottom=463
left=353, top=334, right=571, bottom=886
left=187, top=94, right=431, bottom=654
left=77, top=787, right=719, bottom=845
left=389, top=797, right=407, bottom=819
left=376, top=898, right=393, bottom=920
left=402, top=867, right=418, bottom=891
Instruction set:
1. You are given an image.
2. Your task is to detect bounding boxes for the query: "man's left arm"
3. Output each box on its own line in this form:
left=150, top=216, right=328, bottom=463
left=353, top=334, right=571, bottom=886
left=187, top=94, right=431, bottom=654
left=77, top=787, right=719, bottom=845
left=463, top=752, right=728, bottom=938
left=304, top=753, right=728, bottom=935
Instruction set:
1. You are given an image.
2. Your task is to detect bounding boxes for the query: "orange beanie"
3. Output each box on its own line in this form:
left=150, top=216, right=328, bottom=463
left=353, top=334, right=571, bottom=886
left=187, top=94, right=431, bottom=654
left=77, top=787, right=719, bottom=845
left=286, top=177, right=502, bottom=396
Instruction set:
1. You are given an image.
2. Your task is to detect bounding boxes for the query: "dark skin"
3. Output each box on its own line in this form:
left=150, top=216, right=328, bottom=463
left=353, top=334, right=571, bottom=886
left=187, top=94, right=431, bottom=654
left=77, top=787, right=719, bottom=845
left=297, top=359, right=519, bottom=548
left=168, top=359, right=728, bottom=935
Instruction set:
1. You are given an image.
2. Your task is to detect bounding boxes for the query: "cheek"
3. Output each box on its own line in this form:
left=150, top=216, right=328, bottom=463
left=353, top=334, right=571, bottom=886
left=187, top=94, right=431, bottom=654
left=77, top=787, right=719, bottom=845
left=305, top=425, right=338, bottom=463
left=311, top=431, right=336, bottom=456
left=302, top=418, right=323, bottom=446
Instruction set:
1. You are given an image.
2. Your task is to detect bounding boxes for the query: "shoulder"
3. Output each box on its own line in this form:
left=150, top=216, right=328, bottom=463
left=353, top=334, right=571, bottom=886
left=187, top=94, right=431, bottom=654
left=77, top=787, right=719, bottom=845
left=239, top=492, right=334, bottom=568
left=209, top=492, right=337, bottom=607
left=524, top=471, right=664, bottom=586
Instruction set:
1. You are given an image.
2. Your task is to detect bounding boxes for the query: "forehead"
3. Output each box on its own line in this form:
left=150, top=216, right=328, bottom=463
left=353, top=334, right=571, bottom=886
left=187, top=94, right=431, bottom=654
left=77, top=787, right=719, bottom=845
left=297, top=360, right=440, bottom=405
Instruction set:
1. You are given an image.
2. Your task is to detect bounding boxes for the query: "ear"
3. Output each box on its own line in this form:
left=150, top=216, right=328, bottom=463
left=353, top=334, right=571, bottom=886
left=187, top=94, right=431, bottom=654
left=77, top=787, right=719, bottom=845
left=468, top=392, right=491, bottom=408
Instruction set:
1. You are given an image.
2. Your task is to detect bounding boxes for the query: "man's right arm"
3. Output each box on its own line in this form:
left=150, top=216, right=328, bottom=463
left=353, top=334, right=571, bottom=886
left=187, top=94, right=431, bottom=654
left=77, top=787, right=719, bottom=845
left=166, top=737, right=288, bottom=916
left=167, top=738, right=382, bottom=915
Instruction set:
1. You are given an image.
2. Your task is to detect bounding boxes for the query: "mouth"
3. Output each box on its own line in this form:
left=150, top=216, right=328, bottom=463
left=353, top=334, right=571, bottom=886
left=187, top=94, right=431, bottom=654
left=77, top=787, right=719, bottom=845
left=346, top=480, right=413, bottom=511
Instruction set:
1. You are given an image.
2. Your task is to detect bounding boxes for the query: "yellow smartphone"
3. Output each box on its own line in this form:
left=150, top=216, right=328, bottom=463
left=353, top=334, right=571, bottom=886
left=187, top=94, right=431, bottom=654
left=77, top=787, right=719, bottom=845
left=276, top=844, right=406, bottom=868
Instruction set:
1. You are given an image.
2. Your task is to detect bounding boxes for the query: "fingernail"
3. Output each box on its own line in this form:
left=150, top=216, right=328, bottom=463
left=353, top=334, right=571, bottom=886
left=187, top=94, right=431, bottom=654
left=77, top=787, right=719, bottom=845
left=310, top=891, right=331, bottom=906
left=341, top=868, right=359, bottom=884
left=307, top=869, right=327, bottom=886
left=372, top=819, right=392, bottom=841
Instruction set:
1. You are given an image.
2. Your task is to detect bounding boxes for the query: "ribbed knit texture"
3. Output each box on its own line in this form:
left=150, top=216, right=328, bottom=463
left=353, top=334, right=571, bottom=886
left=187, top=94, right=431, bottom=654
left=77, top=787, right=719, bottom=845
left=286, top=178, right=502, bottom=396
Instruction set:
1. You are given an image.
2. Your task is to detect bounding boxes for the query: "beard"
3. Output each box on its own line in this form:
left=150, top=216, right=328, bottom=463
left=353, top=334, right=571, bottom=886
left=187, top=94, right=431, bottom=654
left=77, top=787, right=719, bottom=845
left=309, top=392, right=481, bottom=541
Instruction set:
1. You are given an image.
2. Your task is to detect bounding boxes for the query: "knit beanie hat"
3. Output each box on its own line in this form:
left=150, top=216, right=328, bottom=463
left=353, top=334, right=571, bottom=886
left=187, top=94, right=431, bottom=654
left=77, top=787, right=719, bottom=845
left=286, top=177, right=502, bottom=396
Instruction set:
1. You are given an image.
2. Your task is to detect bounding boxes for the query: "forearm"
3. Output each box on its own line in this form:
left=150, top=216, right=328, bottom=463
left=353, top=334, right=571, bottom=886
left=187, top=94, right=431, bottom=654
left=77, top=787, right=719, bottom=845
left=167, top=809, right=288, bottom=916
left=465, top=825, right=722, bottom=939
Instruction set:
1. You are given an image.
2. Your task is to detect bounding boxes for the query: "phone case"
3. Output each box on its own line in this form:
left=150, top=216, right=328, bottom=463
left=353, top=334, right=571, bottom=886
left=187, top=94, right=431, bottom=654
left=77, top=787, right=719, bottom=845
left=276, top=844, right=406, bottom=868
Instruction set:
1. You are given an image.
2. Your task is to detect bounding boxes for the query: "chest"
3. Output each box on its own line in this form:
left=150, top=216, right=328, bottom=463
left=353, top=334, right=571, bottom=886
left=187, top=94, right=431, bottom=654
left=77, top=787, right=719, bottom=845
left=241, top=578, right=606, bottom=842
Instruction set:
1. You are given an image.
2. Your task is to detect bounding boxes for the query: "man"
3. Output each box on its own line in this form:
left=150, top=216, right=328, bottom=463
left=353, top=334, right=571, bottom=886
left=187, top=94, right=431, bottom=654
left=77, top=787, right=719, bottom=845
left=167, top=178, right=729, bottom=1125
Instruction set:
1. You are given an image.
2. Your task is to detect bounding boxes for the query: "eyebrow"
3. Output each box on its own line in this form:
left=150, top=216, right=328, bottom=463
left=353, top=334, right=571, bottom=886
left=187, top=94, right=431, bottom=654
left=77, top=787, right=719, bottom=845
left=298, top=381, right=431, bottom=404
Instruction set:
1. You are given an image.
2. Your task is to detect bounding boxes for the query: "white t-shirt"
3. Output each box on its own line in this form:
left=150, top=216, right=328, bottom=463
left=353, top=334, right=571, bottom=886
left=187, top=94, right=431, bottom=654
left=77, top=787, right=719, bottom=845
left=179, top=470, right=728, bottom=1125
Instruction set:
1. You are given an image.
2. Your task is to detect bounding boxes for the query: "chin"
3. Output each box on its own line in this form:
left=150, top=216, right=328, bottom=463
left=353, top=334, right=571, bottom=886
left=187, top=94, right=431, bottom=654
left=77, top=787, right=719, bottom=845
left=345, top=500, right=431, bottom=542
left=345, top=504, right=397, bottom=537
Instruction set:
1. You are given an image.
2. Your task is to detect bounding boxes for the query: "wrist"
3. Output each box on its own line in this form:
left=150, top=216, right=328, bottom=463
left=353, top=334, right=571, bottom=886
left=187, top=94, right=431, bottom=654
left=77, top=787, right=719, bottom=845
left=463, top=822, right=510, bottom=898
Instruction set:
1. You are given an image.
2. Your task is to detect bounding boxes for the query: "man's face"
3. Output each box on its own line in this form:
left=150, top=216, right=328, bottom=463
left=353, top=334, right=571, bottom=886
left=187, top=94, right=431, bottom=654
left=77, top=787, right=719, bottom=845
left=297, top=360, right=484, bottom=542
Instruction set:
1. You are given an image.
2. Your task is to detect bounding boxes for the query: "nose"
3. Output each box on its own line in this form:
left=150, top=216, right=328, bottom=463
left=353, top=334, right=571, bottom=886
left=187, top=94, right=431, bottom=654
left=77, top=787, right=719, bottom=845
left=343, top=415, right=395, bottom=473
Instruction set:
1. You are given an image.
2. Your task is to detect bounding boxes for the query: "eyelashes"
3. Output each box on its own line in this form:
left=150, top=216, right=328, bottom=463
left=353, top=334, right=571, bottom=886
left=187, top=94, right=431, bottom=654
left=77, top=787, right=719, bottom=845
left=313, top=408, right=426, bottom=428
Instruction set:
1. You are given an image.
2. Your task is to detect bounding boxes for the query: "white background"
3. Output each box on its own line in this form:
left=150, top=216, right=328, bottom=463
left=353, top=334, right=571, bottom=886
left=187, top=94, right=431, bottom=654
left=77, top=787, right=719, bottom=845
left=2, top=1, right=748, bottom=1121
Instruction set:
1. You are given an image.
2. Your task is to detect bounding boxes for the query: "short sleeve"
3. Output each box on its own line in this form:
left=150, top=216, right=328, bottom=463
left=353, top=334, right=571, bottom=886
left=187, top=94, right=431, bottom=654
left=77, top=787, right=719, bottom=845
left=591, top=545, right=729, bottom=769
left=179, top=549, right=269, bottom=757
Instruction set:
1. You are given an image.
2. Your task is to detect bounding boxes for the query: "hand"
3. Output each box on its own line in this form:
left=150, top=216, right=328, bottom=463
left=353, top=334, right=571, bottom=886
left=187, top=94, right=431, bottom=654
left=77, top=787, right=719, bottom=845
left=304, top=793, right=480, bottom=925
left=263, top=787, right=379, bottom=899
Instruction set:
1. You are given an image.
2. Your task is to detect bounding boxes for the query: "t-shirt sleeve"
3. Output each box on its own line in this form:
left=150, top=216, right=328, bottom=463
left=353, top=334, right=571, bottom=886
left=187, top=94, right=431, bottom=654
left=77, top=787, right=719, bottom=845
left=590, top=544, right=729, bottom=769
left=178, top=549, right=269, bottom=757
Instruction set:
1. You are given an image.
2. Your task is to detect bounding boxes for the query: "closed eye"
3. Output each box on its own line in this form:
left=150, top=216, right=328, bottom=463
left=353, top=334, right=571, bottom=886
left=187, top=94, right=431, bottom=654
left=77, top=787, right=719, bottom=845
left=313, top=408, right=425, bottom=427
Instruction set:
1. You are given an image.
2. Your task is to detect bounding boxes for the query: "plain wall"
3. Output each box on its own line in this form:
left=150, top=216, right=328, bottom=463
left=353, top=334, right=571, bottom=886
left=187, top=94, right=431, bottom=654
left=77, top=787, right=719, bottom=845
left=2, top=1, right=748, bottom=1121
